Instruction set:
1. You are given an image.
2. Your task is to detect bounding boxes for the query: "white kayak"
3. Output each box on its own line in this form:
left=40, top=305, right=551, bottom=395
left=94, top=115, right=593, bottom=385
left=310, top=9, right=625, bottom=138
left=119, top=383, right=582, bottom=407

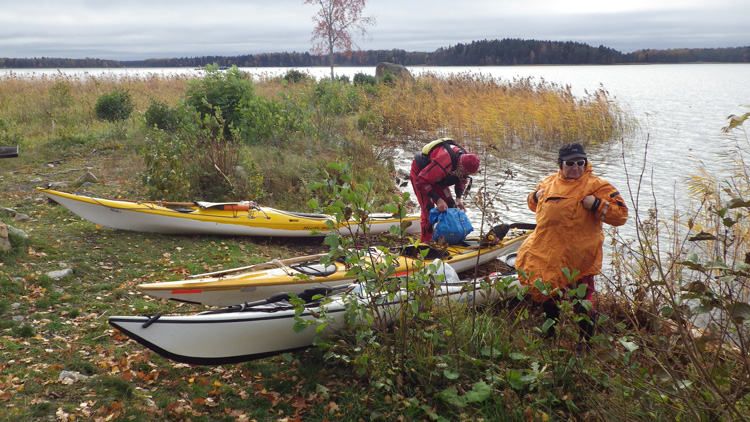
left=109, top=267, right=523, bottom=365
left=37, top=188, right=420, bottom=237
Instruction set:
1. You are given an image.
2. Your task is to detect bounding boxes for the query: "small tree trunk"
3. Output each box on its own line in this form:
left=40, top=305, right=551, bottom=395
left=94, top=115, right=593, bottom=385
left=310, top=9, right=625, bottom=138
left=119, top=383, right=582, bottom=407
left=328, top=44, right=335, bottom=79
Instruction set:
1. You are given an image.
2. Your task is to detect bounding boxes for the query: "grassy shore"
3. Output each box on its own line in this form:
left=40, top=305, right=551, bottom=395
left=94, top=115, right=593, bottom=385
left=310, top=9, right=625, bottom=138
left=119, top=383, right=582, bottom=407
left=2, top=70, right=748, bottom=421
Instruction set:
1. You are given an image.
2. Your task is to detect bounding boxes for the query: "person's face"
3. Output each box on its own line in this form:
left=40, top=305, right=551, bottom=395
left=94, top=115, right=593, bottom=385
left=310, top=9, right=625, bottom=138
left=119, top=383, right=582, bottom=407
left=561, top=157, right=587, bottom=179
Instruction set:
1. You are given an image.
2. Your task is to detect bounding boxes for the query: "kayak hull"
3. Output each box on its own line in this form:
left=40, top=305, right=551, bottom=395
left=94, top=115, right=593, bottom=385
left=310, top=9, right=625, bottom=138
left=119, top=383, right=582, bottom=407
left=37, top=188, right=420, bottom=237
left=136, top=233, right=530, bottom=306
left=110, top=277, right=522, bottom=365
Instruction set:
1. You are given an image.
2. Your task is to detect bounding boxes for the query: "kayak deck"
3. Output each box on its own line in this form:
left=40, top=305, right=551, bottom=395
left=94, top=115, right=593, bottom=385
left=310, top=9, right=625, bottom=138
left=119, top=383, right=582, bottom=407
left=37, top=188, right=420, bottom=237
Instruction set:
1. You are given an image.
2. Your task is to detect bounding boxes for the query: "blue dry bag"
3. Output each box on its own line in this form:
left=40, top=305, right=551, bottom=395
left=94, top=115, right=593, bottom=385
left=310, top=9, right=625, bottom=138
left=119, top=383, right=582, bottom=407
left=429, top=208, right=474, bottom=244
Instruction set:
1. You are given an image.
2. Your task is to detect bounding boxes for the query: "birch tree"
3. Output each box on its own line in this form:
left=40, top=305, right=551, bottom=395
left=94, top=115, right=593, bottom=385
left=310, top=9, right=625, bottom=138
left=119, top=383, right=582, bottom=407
left=304, top=0, right=376, bottom=79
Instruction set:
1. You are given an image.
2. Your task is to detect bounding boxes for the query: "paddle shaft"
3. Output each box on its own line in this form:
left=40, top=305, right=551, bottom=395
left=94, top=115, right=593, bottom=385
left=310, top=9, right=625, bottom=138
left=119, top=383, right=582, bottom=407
left=188, top=253, right=329, bottom=278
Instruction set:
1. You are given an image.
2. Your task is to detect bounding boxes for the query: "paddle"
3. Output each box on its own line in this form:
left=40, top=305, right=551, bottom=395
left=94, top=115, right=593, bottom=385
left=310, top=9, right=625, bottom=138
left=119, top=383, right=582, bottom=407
left=140, top=285, right=353, bottom=327
left=187, top=253, right=329, bottom=279
left=508, top=222, right=536, bottom=231
left=194, top=284, right=354, bottom=317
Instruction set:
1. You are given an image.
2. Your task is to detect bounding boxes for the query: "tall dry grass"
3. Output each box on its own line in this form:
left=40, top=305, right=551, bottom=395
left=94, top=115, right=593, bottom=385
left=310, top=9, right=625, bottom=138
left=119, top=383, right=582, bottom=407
left=0, top=73, right=190, bottom=148
left=1, top=70, right=629, bottom=154
left=367, top=72, right=633, bottom=152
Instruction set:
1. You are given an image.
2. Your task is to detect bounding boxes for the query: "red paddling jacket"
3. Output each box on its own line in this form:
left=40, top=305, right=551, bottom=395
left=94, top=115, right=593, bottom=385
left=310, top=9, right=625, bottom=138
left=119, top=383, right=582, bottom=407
left=411, top=143, right=471, bottom=207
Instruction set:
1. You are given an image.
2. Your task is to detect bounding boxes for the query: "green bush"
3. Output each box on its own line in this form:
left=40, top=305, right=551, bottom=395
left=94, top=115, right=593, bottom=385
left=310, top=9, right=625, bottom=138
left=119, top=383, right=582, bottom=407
left=283, top=69, right=309, bottom=83
left=183, top=64, right=255, bottom=136
left=237, top=95, right=307, bottom=145
left=311, top=79, right=363, bottom=116
left=141, top=129, right=192, bottom=200
left=94, top=89, right=134, bottom=122
left=141, top=113, right=264, bottom=202
left=353, top=73, right=377, bottom=86
left=0, top=117, right=22, bottom=146
left=144, top=99, right=182, bottom=131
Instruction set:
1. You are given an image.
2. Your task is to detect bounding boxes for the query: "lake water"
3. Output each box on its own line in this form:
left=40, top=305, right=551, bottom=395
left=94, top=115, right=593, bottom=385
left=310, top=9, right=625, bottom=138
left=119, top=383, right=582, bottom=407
left=4, top=64, right=750, bottom=251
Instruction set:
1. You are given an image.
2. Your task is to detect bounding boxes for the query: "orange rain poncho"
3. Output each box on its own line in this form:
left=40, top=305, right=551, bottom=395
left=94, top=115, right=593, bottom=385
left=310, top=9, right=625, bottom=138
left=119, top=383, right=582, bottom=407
left=515, top=162, right=628, bottom=301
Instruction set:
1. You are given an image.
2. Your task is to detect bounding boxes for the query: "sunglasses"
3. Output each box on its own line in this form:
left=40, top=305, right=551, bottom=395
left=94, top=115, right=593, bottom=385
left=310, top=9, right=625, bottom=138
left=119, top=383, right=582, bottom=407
left=563, top=160, right=587, bottom=167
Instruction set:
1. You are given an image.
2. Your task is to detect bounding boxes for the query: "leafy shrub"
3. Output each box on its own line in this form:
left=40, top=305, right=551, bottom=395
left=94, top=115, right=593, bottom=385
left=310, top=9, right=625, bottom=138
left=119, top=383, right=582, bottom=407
left=283, top=69, right=309, bottom=83
left=183, top=64, right=255, bottom=136
left=95, top=89, right=134, bottom=122
left=141, top=129, right=192, bottom=200
left=144, top=99, right=182, bottom=131
left=237, top=95, right=307, bottom=145
left=141, top=113, right=263, bottom=202
left=311, top=79, right=363, bottom=116
left=353, top=72, right=377, bottom=86
left=0, top=118, right=22, bottom=146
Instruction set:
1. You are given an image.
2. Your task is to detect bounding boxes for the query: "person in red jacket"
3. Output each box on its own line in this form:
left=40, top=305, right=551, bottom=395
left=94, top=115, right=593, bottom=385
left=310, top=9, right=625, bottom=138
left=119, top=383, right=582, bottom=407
left=409, top=138, right=480, bottom=242
left=516, top=142, right=628, bottom=340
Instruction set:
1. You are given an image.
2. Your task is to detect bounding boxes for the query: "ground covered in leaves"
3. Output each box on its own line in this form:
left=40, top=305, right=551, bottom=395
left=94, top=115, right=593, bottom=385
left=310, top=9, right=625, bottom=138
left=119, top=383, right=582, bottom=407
left=1, top=151, right=516, bottom=422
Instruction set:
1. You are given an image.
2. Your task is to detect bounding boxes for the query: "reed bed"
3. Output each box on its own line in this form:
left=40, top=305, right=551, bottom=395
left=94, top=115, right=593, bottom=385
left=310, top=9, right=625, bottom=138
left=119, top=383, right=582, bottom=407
left=366, top=71, right=632, bottom=152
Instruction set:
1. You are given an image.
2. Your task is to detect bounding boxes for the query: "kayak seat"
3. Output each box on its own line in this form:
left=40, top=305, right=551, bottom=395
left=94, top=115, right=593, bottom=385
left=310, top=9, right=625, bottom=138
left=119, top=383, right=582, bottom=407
left=284, top=211, right=330, bottom=219
left=397, top=245, right=446, bottom=260
left=290, top=262, right=338, bottom=277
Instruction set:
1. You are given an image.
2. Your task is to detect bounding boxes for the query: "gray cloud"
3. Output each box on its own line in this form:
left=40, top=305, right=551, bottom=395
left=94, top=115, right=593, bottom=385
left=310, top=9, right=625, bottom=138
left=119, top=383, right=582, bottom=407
left=0, top=0, right=747, bottom=60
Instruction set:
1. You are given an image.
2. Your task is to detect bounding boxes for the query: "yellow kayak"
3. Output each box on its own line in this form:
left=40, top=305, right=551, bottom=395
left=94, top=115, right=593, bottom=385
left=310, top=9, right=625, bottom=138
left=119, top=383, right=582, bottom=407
left=136, top=228, right=531, bottom=306
left=37, top=188, right=420, bottom=237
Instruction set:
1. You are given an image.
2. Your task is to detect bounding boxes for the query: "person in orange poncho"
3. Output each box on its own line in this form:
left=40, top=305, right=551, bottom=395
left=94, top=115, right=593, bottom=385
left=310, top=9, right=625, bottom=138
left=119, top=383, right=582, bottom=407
left=515, top=142, right=628, bottom=339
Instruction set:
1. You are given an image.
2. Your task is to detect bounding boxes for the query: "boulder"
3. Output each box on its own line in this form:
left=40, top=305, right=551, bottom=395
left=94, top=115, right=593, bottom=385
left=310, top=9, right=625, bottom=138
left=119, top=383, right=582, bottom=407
left=58, top=370, right=89, bottom=384
left=375, top=62, right=413, bottom=81
left=6, top=224, right=28, bottom=239
left=47, top=268, right=74, bottom=280
left=0, top=206, right=17, bottom=217
left=0, top=222, right=10, bottom=252
left=76, top=171, right=99, bottom=185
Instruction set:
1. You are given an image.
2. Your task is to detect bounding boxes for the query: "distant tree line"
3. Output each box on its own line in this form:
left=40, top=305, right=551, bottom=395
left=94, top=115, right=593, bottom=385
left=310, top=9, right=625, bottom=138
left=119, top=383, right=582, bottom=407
left=1, top=39, right=748, bottom=69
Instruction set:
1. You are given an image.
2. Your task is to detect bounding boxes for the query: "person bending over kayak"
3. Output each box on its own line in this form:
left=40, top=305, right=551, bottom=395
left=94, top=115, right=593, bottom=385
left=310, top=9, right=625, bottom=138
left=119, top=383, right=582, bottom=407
left=410, top=138, right=480, bottom=243
left=515, top=142, right=628, bottom=341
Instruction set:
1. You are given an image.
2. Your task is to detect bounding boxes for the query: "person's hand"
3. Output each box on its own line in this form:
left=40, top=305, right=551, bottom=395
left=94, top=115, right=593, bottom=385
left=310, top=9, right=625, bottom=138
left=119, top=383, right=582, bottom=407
left=534, top=189, right=545, bottom=201
left=455, top=198, right=466, bottom=211
left=582, top=195, right=596, bottom=210
left=436, top=198, right=448, bottom=212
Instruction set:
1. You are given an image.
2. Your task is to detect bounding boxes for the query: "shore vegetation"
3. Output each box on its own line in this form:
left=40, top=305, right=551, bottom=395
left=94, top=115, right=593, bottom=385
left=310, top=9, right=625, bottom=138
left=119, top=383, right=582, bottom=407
left=2, top=65, right=747, bottom=421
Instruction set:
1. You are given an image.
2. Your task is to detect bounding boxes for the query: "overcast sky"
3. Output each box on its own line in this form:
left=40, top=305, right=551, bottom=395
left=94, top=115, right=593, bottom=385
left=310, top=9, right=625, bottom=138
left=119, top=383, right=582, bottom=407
left=1, top=0, right=748, bottom=61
